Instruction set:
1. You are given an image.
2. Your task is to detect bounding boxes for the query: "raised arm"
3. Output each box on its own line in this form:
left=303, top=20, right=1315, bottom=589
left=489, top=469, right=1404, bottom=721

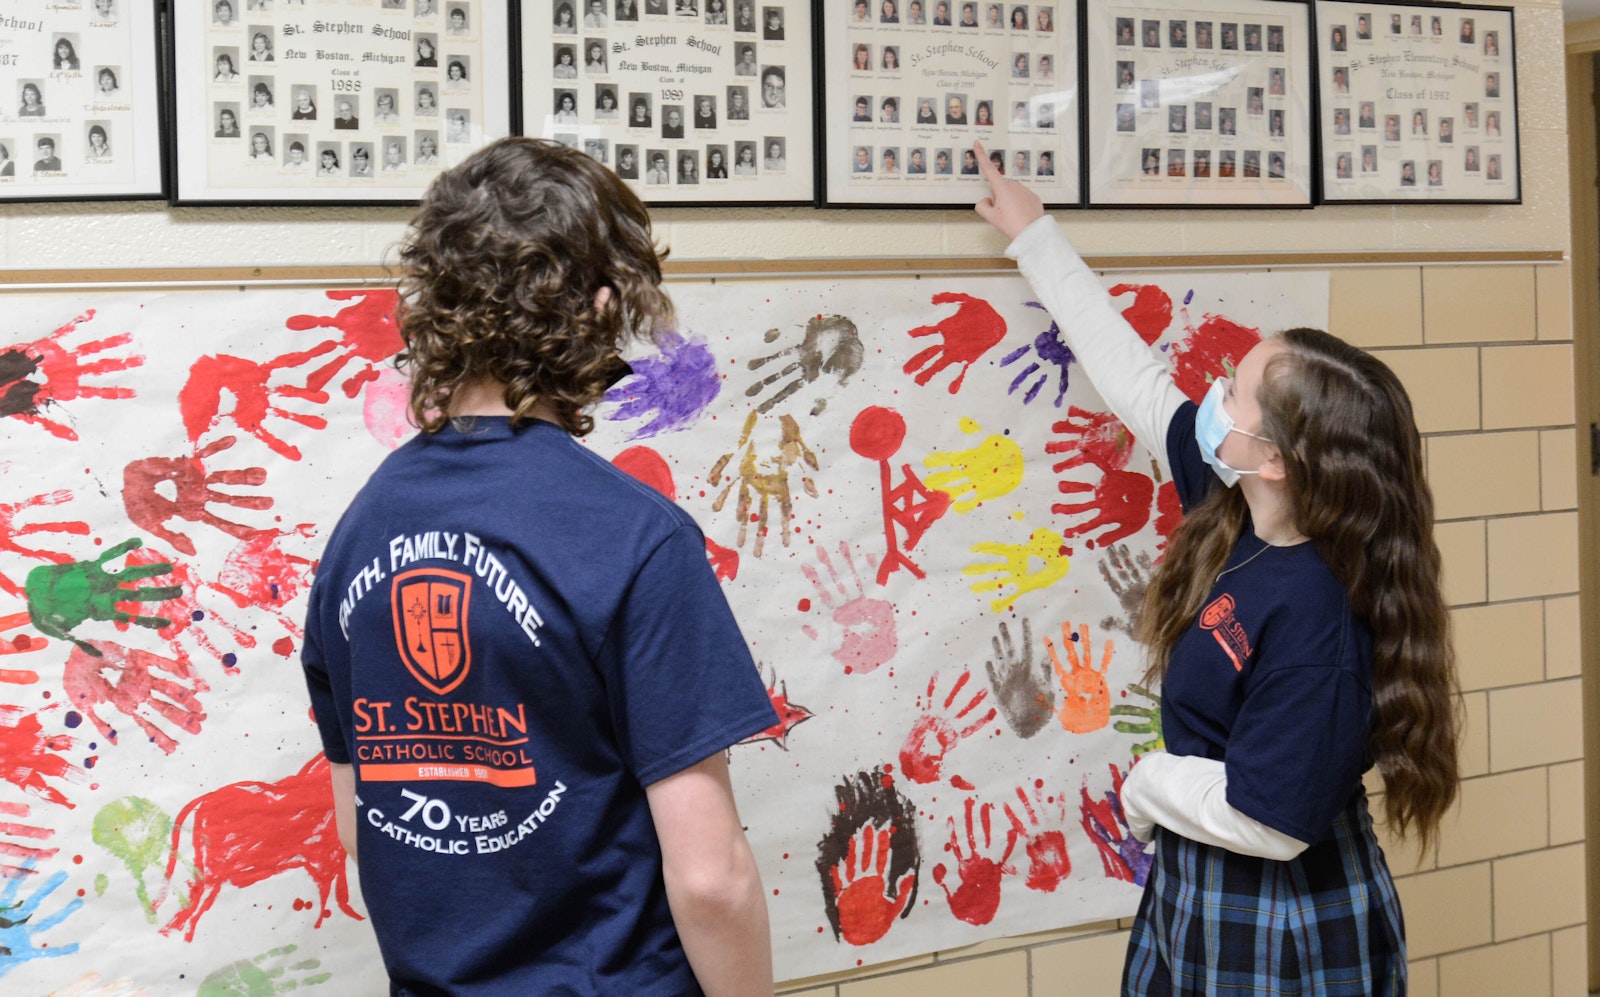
left=975, top=144, right=1187, bottom=473
left=646, top=751, right=774, bottom=997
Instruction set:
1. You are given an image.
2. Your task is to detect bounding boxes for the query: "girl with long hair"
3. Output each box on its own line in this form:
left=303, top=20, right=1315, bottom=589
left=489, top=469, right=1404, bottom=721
left=974, top=143, right=1458, bottom=996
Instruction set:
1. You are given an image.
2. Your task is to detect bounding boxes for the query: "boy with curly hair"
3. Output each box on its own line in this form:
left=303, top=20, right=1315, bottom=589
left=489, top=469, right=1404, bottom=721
left=302, top=137, right=776, bottom=995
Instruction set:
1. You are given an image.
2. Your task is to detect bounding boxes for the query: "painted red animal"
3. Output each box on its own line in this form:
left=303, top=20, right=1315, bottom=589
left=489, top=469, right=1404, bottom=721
left=160, top=754, right=360, bottom=940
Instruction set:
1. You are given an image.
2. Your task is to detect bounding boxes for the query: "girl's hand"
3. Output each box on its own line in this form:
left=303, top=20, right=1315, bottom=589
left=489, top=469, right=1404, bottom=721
left=973, top=141, right=1045, bottom=241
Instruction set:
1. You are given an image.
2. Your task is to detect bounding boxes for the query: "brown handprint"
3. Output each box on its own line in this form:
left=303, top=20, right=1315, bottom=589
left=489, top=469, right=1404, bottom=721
left=982, top=619, right=1054, bottom=740
left=816, top=767, right=921, bottom=946
left=931, top=797, right=1018, bottom=926
left=904, top=292, right=1007, bottom=394
left=708, top=411, right=818, bottom=557
left=1046, top=622, right=1112, bottom=734
left=1097, top=543, right=1154, bottom=636
left=745, top=315, right=865, bottom=416
left=122, top=436, right=273, bottom=557
left=898, top=669, right=997, bottom=785
left=62, top=640, right=209, bottom=755
left=178, top=344, right=338, bottom=461
left=1053, top=467, right=1155, bottom=549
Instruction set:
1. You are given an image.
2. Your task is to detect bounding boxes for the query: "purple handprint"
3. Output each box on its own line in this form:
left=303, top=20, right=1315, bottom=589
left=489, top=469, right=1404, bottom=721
left=604, top=330, right=721, bottom=439
left=999, top=302, right=1075, bottom=407
left=1079, top=763, right=1152, bottom=887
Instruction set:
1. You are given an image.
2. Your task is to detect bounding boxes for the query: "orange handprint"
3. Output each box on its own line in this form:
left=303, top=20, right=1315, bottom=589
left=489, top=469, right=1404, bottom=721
left=1046, top=623, right=1112, bottom=734
left=829, top=821, right=917, bottom=946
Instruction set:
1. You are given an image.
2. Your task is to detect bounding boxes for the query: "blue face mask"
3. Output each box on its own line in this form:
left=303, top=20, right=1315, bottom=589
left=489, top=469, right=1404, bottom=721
left=1195, top=377, right=1273, bottom=487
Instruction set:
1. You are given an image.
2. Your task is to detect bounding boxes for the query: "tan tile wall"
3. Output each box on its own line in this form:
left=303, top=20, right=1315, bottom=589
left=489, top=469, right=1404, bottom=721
left=775, top=261, right=1585, bottom=997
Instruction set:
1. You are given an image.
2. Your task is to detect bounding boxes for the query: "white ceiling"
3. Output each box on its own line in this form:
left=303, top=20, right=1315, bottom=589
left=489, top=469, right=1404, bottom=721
left=1568, top=0, right=1600, bottom=23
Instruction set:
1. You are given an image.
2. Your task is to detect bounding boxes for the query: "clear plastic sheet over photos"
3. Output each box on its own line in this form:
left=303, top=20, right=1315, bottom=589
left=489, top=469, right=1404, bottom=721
left=0, top=0, right=163, bottom=201
left=171, top=0, right=514, bottom=204
left=1315, top=1, right=1517, bottom=203
left=820, top=0, right=1081, bottom=207
left=520, top=0, right=815, bottom=205
left=1086, top=0, right=1313, bottom=207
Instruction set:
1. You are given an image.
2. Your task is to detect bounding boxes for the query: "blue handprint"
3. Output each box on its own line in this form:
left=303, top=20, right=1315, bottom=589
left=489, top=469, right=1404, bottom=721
left=603, top=330, right=720, bottom=439
left=998, top=302, right=1075, bottom=407
left=0, top=863, right=83, bottom=975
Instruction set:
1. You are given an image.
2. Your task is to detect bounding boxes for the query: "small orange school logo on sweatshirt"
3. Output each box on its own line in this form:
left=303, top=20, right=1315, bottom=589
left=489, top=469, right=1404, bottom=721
left=1199, top=593, right=1252, bottom=672
left=392, top=568, right=473, bottom=695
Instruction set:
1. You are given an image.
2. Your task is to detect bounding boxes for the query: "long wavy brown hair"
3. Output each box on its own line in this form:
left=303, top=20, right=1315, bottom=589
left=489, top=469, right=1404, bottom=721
left=394, top=137, right=672, bottom=435
left=1137, top=328, right=1459, bottom=852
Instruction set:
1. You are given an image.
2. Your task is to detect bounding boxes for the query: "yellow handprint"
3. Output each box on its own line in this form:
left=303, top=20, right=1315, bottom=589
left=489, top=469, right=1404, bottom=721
left=924, top=417, right=1025, bottom=514
left=963, top=527, right=1071, bottom=613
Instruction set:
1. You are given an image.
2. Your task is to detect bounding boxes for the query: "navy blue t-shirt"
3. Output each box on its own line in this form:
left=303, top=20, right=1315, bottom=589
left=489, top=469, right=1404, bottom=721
left=1161, top=402, right=1373, bottom=844
left=302, top=418, right=776, bottom=996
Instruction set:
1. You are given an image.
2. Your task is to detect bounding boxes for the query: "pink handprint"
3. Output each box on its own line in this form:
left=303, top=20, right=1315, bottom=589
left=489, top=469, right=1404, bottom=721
left=0, top=800, right=57, bottom=879
left=1053, top=467, right=1155, bottom=549
left=122, top=436, right=274, bottom=557
left=0, top=486, right=89, bottom=597
left=178, top=345, right=337, bottom=461
left=932, top=797, right=1017, bottom=926
left=801, top=543, right=897, bottom=676
left=898, top=669, right=997, bottom=785
left=1080, top=763, right=1152, bottom=886
left=904, top=292, right=1006, bottom=394
left=1005, top=780, right=1072, bottom=892
left=0, top=311, right=143, bottom=440
left=62, top=640, right=208, bottom=755
left=1047, top=406, right=1137, bottom=474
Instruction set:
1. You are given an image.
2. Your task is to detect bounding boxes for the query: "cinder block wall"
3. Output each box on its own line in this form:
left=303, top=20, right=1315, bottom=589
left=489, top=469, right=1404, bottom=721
left=773, top=260, right=1587, bottom=997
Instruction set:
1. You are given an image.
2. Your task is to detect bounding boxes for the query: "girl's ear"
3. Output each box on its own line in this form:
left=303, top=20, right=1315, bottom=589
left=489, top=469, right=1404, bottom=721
left=1256, top=447, right=1288, bottom=484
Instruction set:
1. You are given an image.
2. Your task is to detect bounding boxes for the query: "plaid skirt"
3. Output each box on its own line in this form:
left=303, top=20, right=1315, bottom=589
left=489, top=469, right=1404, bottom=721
left=1122, top=794, right=1405, bottom=996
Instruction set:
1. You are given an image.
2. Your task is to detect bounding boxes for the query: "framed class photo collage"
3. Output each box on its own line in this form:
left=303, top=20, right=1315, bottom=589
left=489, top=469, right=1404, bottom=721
left=1, top=0, right=1519, bottom=207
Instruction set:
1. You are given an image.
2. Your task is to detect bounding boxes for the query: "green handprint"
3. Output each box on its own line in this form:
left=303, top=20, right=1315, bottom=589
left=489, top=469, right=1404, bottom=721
left=91, top=797, right=175, bottom=924
left=197, top=944, right=331, bottom=996
left=23, top=538, right=182, bottom=655
left=1110, top=682, right=1163, bottom=756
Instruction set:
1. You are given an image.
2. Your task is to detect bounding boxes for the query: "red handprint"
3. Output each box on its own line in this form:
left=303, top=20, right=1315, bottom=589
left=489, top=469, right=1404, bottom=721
left=1053, top=467, right=1155, bottom=548
left=1169, top=314, right=1261, bottom=402
left=904, top=292, right=1006, bottom=394
left=1108, top=283, right=1173, bottom=346
left=829, top=821, right=918, bottom=945
left=0, top=486, right=89, bottom=597
left=285, top=289, right=405, bottom=398
left=898, top=669, right=997, bottom=785
left=1080, top=763, right=1152, bottom=886
left=62, top=640, right=209, bottom=755
left=1047, top=406, right=1138, bottom=474
left=0, top=311, right=143, bottom=440
left=126, top=551, right=258, bottom=661
left=0, top=800, right=57, bottom=879
left=0, top=613, right=50, bottom=686
left=178, top=345, right=338, bottom=461
left=1047, top=622, right=1113, bottom=735
left=122, top=436, right=273, bottom=557
left=0, top=706, right=79, bottom=808
left=932, top=797, right=1018, bottom=926
left=1006, top=781, right=1072, bottom=892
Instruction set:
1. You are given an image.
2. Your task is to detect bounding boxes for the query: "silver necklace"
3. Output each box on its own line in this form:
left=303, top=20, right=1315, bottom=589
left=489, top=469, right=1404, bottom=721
left=1215, top=540, right=1276, bottom=583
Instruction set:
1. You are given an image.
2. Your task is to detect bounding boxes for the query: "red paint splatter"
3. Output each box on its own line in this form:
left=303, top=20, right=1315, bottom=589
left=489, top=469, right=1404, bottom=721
left=612, top=446, right=676, bottom=499
left=848, top=406, right=907, bottom=461
left=161, top=754, right=362, bottom=941
left=705, top=537, right=740, bottom=581
left=272, top=637, right=296, bottom=657
left=950, top=775, right=975, bottom=791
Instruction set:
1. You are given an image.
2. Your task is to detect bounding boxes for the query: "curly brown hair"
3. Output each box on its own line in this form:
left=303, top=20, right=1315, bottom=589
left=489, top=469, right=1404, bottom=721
left=395, top=137, right=672, bottom=435
left=1137, top=329, right=1460, bottom=853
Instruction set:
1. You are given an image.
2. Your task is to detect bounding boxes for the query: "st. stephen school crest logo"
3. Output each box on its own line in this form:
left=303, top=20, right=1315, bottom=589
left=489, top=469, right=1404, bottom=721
left=392, top=569, right=473, bottom=695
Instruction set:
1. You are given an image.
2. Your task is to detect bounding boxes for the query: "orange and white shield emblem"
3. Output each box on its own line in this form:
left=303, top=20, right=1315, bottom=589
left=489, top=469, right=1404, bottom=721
left=391, top=569, right=473, bottom=695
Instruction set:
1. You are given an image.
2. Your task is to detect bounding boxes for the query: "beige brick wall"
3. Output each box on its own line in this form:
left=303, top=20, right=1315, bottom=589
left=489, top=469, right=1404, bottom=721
left=775, top=261, right=1586, bottom=997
